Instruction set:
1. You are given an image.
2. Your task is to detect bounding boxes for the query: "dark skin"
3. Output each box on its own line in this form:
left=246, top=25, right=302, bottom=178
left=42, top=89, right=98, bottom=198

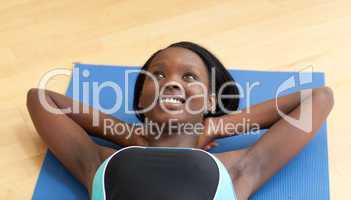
left=26, top=47, right=334, bottom=200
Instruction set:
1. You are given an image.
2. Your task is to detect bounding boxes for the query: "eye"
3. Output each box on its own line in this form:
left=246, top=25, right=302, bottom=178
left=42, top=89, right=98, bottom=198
left=183, top=73, right=198, bottom=82
left=153, top=71, right=165, bottom=80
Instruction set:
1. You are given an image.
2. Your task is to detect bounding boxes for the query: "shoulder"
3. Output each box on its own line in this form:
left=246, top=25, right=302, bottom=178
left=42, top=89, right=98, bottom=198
left=85, top=146, right=117, bottom=194
left=214, top=149, right=256, bottom=200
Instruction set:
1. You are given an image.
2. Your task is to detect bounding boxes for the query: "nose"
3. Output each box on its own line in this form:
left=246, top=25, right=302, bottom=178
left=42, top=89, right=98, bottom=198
left=159, top=75, right=185, bottom=95
left=163, top=81, right=182, bottom=91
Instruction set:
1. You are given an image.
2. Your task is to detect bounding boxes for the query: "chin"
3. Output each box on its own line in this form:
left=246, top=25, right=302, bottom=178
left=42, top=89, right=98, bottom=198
left=147, top=112, right=182, bottom=124
left=145, top=109, right=202, bottom=125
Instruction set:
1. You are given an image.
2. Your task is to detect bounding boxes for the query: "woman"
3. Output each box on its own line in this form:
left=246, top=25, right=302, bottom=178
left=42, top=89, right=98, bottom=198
left=27, top=41, right=334, bottom=200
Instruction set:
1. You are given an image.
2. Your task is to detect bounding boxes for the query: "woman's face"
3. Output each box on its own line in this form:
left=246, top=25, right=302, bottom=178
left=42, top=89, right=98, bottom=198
left=138, top=47, right=213, bottom=125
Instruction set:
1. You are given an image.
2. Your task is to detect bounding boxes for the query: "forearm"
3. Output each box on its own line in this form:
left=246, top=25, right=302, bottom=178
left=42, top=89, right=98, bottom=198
left=237, top=89, right=302, bottom=129
left=39, top=89, right=136, bottom=146
left=212, top=88, right=308, bottom=136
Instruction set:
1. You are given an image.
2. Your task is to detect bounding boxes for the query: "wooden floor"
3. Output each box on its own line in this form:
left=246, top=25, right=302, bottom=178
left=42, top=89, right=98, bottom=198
left=0, top=0, right=350, bottom=199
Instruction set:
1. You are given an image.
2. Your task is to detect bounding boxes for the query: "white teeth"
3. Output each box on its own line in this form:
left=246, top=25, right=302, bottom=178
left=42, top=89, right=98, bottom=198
left=160, top=97, right=183, bottom=104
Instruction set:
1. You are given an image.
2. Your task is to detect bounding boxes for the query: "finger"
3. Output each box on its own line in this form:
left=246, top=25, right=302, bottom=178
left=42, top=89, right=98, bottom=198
left=202, top=143, right=212, bottom=150
left=202, top=141, right=218, bottom=150
left=211, top=142, right=218, bottom=147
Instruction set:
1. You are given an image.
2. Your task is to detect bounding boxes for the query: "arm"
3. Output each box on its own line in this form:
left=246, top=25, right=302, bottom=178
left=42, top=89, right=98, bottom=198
left=227, top=86, right=334, bottom=199
left=198, top=88, right=303, bottom=148
left=26, top=88, right=146, bottom=193
left=209, top=88, right=304, bottom=137
left=42, top=89, right=147, bottom=146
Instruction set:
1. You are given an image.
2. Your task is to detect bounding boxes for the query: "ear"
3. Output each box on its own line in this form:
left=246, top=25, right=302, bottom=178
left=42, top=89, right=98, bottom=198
left=207, top=94, right=216, bottom=114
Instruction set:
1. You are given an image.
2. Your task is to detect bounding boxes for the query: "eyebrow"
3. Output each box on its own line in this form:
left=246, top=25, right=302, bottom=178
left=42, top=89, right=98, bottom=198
left=148, top=62, right=166, bottom=70
left=148, top=61, right=206, bottom=77
left=150, top=61, right=199, bottom=69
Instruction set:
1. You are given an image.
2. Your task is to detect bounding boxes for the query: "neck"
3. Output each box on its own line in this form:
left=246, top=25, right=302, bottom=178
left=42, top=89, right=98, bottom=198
left=146, top=133, right=199, bottom=148
left=142, top=118, right=203, bottom=148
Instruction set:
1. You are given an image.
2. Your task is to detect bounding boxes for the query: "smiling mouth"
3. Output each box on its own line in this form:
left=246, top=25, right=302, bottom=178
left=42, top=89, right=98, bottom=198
left=158, top=96, right=186, bottom=104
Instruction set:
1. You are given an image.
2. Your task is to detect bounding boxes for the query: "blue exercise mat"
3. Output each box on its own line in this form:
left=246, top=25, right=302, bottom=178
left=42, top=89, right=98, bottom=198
left=32, top=63, right=330, bottom=200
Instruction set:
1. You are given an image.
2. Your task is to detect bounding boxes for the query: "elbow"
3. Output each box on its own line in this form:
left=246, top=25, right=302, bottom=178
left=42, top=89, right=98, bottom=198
left=26, top=88, right=39, bottom=109
left=26, top=88, right=49, bottom=110
left=313, top=86, right=334, bottom=112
